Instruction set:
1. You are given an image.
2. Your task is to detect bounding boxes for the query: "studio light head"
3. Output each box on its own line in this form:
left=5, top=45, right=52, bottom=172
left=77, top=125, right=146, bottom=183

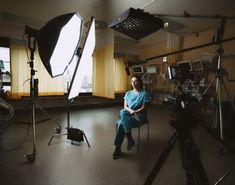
left=25, top=13, right=83, bottom=78
left=109, top=8, right=164, bottom=40
left=38, top=13, right=83, bottom=77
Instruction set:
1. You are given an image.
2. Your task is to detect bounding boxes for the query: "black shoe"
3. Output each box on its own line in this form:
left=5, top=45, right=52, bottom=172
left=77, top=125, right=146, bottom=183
left=113, top=147, right=122, bottom=160
left=127, top=139, right=135, bottom=151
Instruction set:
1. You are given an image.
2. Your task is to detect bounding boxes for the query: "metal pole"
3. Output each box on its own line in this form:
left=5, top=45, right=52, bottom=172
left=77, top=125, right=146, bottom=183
left=24, top=36, right=37, bottom=163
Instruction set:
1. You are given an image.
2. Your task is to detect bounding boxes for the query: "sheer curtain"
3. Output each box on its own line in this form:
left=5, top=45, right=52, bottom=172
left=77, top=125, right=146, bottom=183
left=114, top=56, right=129, bottom=93
left=92, top=44, right=115, bottom=99
left=167, top=32, right=182, bottom=64
left=10, top=41, right=65, bottom=99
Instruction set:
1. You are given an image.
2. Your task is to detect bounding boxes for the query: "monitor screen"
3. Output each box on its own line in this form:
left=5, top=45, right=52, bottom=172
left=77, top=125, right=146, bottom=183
left=132, top=65, right=144, bottom=73
left=191, top=59, right=203, bottom=71
left=146, top=65, right=157, bottom=74
left=177, top=60, right=192, bottom=79
left=168, top=66, right=181, bottom=80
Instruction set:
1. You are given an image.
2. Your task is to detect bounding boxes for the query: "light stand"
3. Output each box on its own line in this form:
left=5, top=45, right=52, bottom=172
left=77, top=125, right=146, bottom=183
left=202, top=18, right=235, bottom=150
left=24, top=35, right=37, bottom=163
left=47, top=16, right=95, bottom=146
left=22, top=12, right=88, bottom=162
left=48, top=82, right=90, bottom=147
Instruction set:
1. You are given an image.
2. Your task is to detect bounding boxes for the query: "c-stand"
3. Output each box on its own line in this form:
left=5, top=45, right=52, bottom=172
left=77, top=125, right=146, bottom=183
left=47, top=83, right=90, bottom=147
left=202, top=18, right=235, bottom=152
left=24, top=35, right=37, bottom=163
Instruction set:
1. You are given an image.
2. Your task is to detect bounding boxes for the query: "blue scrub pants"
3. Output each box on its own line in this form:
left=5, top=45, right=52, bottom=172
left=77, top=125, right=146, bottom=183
left=114, top=109, right=141, bottom=147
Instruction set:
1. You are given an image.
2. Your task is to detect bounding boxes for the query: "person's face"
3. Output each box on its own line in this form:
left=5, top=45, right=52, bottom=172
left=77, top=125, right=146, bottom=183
left=131, top=77, right=141, bottom=90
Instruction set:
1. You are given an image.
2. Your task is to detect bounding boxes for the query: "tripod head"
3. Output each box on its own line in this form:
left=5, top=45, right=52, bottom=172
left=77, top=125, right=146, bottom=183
left=165, top=89, right=200, bottom=133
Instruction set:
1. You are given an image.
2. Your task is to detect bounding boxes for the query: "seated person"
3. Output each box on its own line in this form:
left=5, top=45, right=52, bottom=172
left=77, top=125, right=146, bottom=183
left=113, top=75, right=151, bottom=159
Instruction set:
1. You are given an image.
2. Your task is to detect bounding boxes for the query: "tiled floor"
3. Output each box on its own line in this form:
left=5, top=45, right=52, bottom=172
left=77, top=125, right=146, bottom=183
left=0, top=105, right=235, bottom=185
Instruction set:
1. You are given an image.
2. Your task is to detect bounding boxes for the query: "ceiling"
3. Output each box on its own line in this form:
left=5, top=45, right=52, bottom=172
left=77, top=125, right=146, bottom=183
left=0, top=0, right=235, bottom=45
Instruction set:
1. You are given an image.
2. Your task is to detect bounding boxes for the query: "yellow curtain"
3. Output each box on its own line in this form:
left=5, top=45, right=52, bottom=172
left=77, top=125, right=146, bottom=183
left=10, top=42, right=64, bottom=99
left=167, top=32, right=182, bottom=64
left=114, top=57, right=129, bottom=93
left=92, top=45, right=114, bottom=99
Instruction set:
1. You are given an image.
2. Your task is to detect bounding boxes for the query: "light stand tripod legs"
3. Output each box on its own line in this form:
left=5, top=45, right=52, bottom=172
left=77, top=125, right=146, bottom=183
left=82, top=130, right=90, bottom=147
left=48, top=130, right=90, bottom=147
left=47, top=133, right=67, bottom=145
left=216, top=78, right=224, bottom=141
left=47, top=98, right=90, bottom=147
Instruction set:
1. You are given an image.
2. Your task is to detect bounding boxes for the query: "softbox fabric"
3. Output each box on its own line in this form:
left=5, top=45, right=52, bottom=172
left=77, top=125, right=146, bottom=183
left=37, top=13, right=83, bottom=77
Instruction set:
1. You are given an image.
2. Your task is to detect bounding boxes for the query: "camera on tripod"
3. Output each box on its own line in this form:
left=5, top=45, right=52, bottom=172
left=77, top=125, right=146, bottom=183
left=163, top=62, right=203, bottom=132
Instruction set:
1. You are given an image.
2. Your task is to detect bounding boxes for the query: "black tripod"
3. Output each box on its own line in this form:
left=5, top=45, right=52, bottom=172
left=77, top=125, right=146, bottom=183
left=144, top=121, right=210, bottom=185
left=144, top=93, right=231, bottom=185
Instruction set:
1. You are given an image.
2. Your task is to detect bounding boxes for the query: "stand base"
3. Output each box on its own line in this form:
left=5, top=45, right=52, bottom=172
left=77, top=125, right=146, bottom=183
left=24, top=151, right=37, bottom=163
left=48, top=127, right=90, bottom=147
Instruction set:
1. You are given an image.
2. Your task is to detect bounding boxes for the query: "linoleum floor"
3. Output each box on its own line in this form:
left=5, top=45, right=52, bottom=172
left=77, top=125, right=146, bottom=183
left=0, top=105, right=235, bottom=185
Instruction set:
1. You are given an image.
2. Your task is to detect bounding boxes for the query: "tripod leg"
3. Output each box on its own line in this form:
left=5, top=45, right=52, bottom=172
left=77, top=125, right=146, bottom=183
left=48, top=135, right=56, bottom=146
left=36, top=103, right=51, bottom=123
left=143, top=132, right=178, bottom=185
left=47, top=133, right=67, bottom=145
left=217, top=80, right=224, bottom=141
left=203, top=77, right=216, bottom=96
left=179, top=132, right=210, bottom=185
left=214, top=168, right=232, bottom=185
left=221, top=80, right=235, bottom=110
left=82, top=131, right=91, bottom=147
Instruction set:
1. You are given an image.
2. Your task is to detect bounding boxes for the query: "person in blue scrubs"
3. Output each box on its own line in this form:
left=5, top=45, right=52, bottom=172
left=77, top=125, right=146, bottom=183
left=113, top=75, right=151, bottom=159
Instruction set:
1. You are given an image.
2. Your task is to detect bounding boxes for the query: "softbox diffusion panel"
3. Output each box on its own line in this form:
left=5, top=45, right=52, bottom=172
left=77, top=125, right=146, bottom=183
left=109, top=8, right=164, bottom=40
left=68, top=17, right=95, bottom=100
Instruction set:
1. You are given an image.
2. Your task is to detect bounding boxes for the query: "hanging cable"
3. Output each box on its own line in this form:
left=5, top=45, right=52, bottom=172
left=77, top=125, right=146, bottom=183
left=0, top=97, right=14, bottom=120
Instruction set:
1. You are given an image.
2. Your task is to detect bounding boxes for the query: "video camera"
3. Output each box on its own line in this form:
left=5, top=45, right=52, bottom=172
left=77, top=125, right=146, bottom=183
left=164, top=89, right=199, bottom=132
left=164, top=61, right=203, bottom=132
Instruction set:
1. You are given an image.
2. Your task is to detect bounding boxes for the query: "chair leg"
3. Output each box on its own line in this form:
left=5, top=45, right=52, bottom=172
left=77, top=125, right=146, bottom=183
left=137, top=127, right=140, bottom=153
left=147, top=123, right=150, bottom=144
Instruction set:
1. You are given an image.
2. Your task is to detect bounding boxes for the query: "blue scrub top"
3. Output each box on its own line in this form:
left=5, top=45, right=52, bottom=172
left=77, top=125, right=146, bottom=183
left=124, top=90, right=151, bottom=111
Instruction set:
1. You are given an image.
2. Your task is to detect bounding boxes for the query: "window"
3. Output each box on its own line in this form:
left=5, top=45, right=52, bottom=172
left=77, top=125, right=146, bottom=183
left=0, top=37, right=11, bottom=92
left=63, top=55, right=93, bottom=93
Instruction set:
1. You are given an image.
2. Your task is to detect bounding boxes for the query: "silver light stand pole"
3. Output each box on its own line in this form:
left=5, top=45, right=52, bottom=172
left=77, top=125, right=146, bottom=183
left=47, top=81, right=90, bottom=147
left=203, top=18, right=235, bottom=144
left=24, top=35, right=37, bottom=163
